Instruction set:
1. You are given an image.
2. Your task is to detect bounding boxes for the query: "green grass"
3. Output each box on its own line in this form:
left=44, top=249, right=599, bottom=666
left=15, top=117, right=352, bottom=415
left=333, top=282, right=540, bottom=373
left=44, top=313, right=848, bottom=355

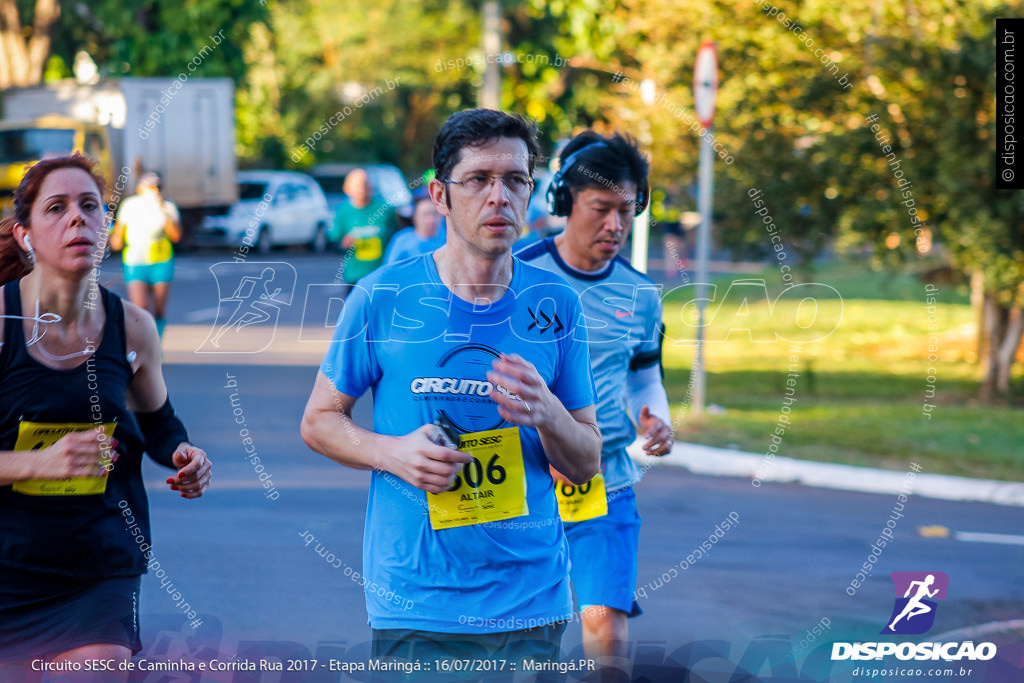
left=661, top=261, right=1023, bottom=482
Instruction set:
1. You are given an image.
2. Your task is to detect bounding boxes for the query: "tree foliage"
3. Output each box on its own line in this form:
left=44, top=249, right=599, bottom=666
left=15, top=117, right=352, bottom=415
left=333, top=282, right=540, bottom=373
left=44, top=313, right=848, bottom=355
left=242, top=0, right=481, bottom=170
left=532, top=0, right=1022, bottom=394
left=51, top=0, right=262, bottom=82
left=9, top=0, right=1020, bottom=393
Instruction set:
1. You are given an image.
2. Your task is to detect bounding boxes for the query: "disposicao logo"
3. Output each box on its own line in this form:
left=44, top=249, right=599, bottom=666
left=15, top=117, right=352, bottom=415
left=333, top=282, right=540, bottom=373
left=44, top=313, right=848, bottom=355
left=882, top=571, right=948, bottom=635
left=832, top=571, right=998, bottom=663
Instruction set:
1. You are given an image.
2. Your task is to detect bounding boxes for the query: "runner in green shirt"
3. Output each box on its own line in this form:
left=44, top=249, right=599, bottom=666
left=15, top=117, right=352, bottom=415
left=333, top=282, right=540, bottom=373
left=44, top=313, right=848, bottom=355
left=328, top=168, right=398, bottom=284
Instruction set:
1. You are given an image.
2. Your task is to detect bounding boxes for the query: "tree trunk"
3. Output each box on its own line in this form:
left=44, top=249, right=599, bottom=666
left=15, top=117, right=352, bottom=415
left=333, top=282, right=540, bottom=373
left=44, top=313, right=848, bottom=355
left=26, top=0, right=59, bottom=83
left=971, top=271, right=988, bottom=365
left=0, top=20, right=12, bottom=86
left=980, top=299, right=1023, bottom=398
left=0, top=0, right=59, bottom=89
left=0, top=0, right=28, bottom=88
left=995, top=307, right=1024, bottom=395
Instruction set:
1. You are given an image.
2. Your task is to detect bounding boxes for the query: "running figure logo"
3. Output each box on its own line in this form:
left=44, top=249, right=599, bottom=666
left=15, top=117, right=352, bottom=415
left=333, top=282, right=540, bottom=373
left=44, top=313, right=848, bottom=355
left=881, top=571, right=949, bottom=635
left=199, top=262, right=296, bottom=353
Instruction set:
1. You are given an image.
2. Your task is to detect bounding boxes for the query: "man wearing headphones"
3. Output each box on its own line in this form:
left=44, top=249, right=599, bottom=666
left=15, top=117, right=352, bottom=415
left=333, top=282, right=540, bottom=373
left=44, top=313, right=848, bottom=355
left=518, top=132, right=673, bottom=682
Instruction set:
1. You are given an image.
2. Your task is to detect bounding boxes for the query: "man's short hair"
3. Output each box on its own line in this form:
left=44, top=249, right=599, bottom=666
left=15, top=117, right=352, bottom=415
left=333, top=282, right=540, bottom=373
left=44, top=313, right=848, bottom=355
left=433, top=109, right=541, bottom=183
left=557, top=131, right=649, bottom=204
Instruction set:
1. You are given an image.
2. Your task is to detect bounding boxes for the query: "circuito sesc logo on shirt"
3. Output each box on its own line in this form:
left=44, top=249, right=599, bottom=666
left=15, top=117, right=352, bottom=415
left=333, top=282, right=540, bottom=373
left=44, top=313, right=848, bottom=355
left=410, top=344, right=507, bottom=434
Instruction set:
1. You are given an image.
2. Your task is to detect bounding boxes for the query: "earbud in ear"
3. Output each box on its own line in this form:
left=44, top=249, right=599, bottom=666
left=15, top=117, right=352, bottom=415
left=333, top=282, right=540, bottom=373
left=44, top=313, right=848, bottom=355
left=23, top=234, right=35, bottom=265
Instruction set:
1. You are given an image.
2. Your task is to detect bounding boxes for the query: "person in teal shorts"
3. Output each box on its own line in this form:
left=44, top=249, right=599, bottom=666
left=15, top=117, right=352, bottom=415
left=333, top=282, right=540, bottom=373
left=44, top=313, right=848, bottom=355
left=109, top=172, right=180, bottom=338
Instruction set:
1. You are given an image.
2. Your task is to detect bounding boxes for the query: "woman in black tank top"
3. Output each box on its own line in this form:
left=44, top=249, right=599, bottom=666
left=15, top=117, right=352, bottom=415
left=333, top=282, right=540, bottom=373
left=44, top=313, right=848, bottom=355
left=0, top=155, right=212, bottom=681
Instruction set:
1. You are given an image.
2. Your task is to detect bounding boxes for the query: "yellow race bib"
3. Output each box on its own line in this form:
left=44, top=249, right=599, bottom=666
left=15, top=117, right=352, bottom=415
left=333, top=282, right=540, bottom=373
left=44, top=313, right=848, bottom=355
left=355, top=236, right=382, bottom=261
left=149, top=238, right=173, bottom=263
left=556, top=472, right=608, bottom=523
left=12, top=422, right=116, bottom=496
left=428, top=427, right=528, bottom=530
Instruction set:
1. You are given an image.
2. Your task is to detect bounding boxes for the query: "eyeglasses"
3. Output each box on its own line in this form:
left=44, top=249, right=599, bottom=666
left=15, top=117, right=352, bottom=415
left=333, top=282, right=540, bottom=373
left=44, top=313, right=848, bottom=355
left=440, top=173, right=535, bottom=198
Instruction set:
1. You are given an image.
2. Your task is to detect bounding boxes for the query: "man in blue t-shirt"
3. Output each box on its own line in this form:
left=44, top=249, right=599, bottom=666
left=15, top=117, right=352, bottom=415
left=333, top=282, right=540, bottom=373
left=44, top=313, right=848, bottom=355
left=301, top=109, right=601, bottom=668
left=518, top=132, right=672, bottom=682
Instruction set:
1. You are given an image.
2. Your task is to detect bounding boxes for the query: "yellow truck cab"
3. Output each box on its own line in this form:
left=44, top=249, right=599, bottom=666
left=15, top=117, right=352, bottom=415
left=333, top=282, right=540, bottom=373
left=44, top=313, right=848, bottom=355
left=0, top=115, right=113, bottom=217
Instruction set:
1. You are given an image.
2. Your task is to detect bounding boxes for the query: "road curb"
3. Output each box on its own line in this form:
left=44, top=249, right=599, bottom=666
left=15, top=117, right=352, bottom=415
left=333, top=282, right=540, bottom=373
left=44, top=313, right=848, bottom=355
left=629, top=442, right=1024, bottom=507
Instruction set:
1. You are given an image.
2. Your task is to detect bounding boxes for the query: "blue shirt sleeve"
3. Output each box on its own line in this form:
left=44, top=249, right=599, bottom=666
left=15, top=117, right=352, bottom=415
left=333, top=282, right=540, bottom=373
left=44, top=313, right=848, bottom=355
left=319, top=283, right=381, bottom=397
left=550, top=293, right=596, bottom=412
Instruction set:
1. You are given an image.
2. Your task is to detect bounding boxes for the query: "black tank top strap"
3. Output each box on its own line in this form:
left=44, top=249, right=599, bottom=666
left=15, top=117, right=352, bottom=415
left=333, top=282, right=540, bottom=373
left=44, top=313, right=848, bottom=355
left=1, top=279, right=27, bottom=373
left=97, top=286, right=132, bottom=371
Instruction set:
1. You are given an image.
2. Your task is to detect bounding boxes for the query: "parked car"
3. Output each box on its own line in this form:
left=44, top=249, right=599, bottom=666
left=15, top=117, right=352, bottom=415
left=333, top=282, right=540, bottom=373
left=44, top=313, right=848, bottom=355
left=310, top=163, right=414, bottom=218
left=196, top=170, right=332, bottom=253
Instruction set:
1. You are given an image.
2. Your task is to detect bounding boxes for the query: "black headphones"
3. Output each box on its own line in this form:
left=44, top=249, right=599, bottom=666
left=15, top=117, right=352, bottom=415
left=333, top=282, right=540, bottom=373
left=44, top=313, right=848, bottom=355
left=546, top=139, right=649, bottom=218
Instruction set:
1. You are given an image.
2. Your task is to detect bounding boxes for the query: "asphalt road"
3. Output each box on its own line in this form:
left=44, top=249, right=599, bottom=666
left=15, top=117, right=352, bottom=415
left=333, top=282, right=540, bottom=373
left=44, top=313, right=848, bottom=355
left=94, top=253, right=1023, bottom=682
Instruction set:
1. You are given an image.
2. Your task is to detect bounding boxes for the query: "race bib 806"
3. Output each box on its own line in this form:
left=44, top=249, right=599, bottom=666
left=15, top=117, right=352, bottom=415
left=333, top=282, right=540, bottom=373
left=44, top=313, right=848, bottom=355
left=428, top=427, right=528, bottom=530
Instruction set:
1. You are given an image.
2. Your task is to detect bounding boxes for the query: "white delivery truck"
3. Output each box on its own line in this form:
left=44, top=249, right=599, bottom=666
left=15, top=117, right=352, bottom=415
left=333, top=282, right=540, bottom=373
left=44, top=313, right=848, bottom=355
left=0, top=77, right=237, bottom=242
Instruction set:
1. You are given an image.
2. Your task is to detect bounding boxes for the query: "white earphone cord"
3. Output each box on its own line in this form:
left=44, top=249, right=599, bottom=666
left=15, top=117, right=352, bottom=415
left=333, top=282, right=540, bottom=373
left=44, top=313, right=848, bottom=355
left=0, top=278, right=95, bottom=361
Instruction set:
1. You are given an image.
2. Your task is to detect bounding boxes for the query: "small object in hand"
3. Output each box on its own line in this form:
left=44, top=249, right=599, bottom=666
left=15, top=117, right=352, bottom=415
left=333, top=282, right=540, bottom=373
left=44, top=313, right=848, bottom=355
left=428, top=414, right=460, bottom=449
